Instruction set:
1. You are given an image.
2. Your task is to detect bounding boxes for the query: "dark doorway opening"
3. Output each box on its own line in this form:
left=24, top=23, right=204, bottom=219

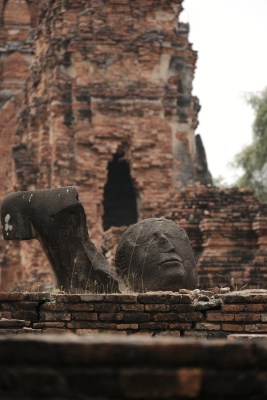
left=103, top=152, right=138, bottom=231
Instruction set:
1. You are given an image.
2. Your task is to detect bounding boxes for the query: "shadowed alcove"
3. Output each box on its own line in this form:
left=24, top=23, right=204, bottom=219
left=103, top=152, right=138, bottom=231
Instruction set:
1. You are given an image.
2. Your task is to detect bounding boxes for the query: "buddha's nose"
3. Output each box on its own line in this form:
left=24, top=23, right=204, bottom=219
left=158, top=233, right=175, bottom=252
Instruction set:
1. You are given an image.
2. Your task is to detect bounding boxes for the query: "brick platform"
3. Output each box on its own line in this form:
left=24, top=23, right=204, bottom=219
left=0, top=335, right=267, bottom=399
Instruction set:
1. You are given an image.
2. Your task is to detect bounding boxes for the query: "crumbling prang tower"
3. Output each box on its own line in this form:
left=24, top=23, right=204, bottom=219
left=11, top=0, right=209, bottom=236
left=0, top=0, right=213, bottom=288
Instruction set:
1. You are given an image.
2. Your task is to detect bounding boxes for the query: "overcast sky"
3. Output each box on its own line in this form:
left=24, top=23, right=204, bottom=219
left=181, top=0, right=267, bottom=184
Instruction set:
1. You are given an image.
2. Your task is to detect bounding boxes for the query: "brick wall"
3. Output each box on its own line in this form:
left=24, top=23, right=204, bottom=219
left=0, top=0, right=39, bottom=199
left=1, top=334, right=267, bottom=399
left=103, top=185, right=267, bottom=290
left=1, top=289, right=267, bottom=338
left=0, top=0, right=40, bottom=289
left=165, top=185, right=267, bottom=289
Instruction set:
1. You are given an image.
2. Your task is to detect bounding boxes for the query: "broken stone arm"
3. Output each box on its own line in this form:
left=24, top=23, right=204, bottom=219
left=1, top=187, right=119, bottom=292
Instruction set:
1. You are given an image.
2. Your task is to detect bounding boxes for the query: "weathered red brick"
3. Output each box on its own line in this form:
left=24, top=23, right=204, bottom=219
left=55, top=295, right=81, bottom=303
left=72, top=313, right=98, bottom=321
left=154, top=312, right=203, bottom=322
left=244, top=324, right=267, bottom=333
left=145, top=304, right=169, bottom=312
left=116, top=324, right=139, bottom=330
left=234, top=314, right=261, bottom=322
left=139, top=322, right=169, bottom=331
left=221, top=324, right=245, bottom=332
left=41, top=303, right=66, bottom=311
left=177, top=368, right=202, bottom=397
left=0, top=319, right=25, bottom=328
left=33, top=322, right=65, bottom=329
left=123, top=313, right=150, bottom=323
left=207, top=313, right=235, bottom=322
left=66, top=322, right=116, bottom=329
left=168, top=323, right=192, bottom=331
left=99, top=313, right=124, bottom=321
left=196, top=323, right=221, bottom=331
left=221, top=304, right=245, bottom=312
left=104, top=295, right=137, bottom=304
left=11, top=311, right=37, bottom=320
left=79, top=295, right=104, bottom=302
left=0, top=292, right=23, bottom=301
left=75, top=329, right=100, bottom=335
left=40, top=312, right=71, bottom=322
left=169, top=304, right=195, bottom=312
left=93, top=304, right=121, bottom=313
left=66, top=304, right=94, bottom=311
left=122, top=304, right=145, bottom=312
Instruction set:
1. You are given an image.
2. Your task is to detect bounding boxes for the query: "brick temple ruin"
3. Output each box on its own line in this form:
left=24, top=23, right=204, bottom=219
left=0, top=0, right=267, bottom=290
left=1, top=3, right=267, bottom=398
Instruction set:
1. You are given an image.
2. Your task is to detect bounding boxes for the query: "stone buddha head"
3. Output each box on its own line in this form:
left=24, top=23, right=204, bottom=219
left=115, top=218, right=197, bottom=292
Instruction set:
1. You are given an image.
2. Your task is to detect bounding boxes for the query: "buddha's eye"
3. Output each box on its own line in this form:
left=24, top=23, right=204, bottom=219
left=166, top=232, right=186, bottom=240
left=150, top=232, right=158, bottom=242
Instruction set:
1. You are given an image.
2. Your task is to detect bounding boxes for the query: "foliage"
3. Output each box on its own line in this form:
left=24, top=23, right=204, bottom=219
left=213, top=175, right=229, bottom=188
left=234, top=88, right=267, bottom=202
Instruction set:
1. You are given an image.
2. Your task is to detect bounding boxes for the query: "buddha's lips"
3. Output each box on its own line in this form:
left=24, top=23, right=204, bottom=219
left=160, top=257, right=182, bottom=265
